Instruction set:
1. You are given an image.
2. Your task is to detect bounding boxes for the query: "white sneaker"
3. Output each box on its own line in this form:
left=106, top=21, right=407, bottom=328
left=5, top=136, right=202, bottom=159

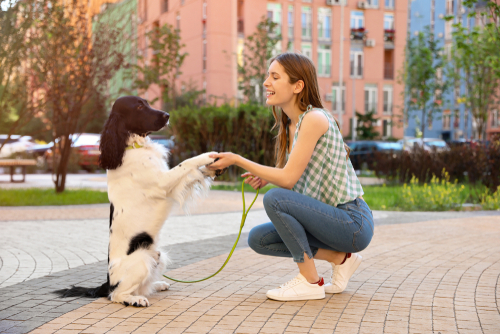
left=266, top=273, right=325, bottom=301
left=324, top=253, right=362, bottom=294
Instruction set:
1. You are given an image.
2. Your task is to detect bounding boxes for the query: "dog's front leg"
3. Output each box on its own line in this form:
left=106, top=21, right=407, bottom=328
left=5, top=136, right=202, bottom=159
left=158, top=152, right=216, bottom=191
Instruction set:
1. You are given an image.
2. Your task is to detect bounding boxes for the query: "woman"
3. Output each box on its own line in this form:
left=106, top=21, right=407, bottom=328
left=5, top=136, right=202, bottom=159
left=207, top=53, right=374, bottom=301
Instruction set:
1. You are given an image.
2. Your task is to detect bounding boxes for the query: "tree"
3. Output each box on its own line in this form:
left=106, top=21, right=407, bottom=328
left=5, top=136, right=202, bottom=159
left=28, top=0, right=124, bottom=192
left=450, top=0, right=500, bottom=140
left=128, top=23, right=187, bottom=110
left=355, top=111, right=380, bottom=140
left=404, top=26, right=450, bottom=139
left=239, top=17, right=282, bottom=105
left=0, top=0, right=37, bottom=151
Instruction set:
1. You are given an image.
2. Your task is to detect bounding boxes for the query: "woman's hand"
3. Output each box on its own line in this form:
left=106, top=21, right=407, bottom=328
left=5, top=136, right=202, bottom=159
left=207, top=152, right=238, bottom=170
left=242, top=172, right=268, bottom=190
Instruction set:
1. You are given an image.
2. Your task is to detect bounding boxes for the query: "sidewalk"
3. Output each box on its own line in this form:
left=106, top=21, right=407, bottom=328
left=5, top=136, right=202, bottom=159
left=0, top=177, right=499, bottom=333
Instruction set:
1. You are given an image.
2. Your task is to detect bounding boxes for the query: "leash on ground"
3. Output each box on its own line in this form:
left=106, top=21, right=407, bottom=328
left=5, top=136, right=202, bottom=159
left=163, top=178, right=260, bottom=283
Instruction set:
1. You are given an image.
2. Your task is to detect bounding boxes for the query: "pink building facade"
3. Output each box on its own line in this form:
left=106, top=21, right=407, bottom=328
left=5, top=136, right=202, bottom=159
left=138, top=0, right=407, bottom=139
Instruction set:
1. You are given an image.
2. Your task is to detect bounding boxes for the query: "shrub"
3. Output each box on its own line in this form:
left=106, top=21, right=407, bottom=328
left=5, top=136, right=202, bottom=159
left=166, top=103, right=276, bottom=180
left=400, top=170, right=467, bottom=211
left=480, top=186, right=500, bottom=210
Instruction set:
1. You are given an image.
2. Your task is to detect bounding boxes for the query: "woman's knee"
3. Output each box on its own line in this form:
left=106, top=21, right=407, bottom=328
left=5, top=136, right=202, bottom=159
left=263, top=188, right=288, bottom=211
left=247, top=223, right=278, bottom=253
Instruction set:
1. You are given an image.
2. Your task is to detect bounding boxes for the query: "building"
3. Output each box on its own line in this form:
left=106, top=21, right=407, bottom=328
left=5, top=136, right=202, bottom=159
left=135, top=0, right=407, bottom=139
left=407, top=0, right=499, bottom=140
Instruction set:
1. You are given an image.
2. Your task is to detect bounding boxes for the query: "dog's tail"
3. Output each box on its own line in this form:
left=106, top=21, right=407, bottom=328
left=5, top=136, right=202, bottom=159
left=54, top=281, right=109, bottom=298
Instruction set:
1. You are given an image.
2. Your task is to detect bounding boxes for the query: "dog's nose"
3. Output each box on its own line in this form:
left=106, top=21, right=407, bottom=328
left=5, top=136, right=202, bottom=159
left=163, top=113, right=169, bottom=119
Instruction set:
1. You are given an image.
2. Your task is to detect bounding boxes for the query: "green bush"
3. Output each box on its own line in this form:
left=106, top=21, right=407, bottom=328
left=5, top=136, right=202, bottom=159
left=167, top=103, right=276, bottom=180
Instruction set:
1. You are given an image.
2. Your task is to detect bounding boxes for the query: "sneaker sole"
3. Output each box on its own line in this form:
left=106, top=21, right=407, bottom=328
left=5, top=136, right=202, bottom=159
left=266, top=293, right=325, bottom=301
left=325, top=254, right=362, bottom=294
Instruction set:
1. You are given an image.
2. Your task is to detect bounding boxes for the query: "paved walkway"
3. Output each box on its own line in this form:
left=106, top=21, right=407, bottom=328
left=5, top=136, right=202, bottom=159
left=0, top=175, right=499, bottom=333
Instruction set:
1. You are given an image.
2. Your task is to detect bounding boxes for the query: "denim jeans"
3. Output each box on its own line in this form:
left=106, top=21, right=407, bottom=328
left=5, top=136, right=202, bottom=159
left=248, top=188, right=374, bottom=263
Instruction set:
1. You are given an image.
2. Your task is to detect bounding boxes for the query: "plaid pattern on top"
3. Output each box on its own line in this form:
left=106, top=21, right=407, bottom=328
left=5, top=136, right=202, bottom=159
left=290, top=106, right=364, bottom=207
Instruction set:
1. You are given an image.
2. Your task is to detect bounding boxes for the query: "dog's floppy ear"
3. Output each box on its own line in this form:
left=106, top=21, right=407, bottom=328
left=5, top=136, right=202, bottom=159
left=99, top=113, right=128, bottom=170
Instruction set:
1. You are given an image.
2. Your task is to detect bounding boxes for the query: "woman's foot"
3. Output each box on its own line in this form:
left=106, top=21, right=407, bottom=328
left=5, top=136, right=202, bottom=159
left=266, top=273, right=325, bottom=301
left=324, top=253, right=362, bottom=294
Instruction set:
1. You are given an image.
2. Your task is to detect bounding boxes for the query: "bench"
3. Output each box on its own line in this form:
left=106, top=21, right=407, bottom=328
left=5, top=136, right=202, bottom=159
left=0, top=159, right=37, bottom=183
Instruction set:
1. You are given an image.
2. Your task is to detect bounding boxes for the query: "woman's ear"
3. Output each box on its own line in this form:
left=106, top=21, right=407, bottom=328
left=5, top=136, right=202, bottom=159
left=98, top=113, right=128, bottom=170
left=293, top=80, right=305, bottom=94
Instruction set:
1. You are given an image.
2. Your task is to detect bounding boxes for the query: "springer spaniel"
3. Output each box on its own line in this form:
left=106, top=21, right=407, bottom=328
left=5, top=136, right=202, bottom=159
left=55, top=96, right=219, bottom=307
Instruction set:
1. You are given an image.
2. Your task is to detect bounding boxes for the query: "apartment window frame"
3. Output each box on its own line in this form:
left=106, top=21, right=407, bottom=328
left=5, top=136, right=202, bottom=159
left=288, top=5, right=294, bottom=39
left=367, top=0, right=379, bottom=8
left=492, top=109, right=499, bottom=128
left=301, top=42, right=312, bottom=59
left=202, top=40, right=207, bottom=72
left=383, top=119, right=392, bottom=137
left=446, top=0, right=455, bottom=15
left=385, top=0, right=394, bottom=10
left=384, top=13, right=394, bottom=30
left=445, top=20, right=453, bottom=40
left=351, top=11, right=364, bottom=29
left=161, top=0, right=168, bottom=13
left=350, top=50, right=363, bottom=78
left=365, top=85, right=378, bottom=114
left=332, top=84, right=346, bottom=114
left=301, top=6, right=312, bottom=40
left=383, top=85, right=393, bottom=115
left=443, top=111, right=451, bottom=130
left=317, top=7, right=332, bottom=41
left=317, top=45, right=331, bottom=77
left=267, top=3, right=282, bottom=36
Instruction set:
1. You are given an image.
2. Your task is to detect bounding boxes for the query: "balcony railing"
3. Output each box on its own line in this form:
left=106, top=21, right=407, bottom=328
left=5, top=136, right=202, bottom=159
left=350, top=27, right=367, bottom=41
left=384, top=63, right=394, bottom=79
left=384, top=29, right=395, bottom=43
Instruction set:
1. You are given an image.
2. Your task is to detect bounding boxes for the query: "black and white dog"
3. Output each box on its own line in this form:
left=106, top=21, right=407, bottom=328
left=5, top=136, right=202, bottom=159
left=56, top=96, right=219, bottom=307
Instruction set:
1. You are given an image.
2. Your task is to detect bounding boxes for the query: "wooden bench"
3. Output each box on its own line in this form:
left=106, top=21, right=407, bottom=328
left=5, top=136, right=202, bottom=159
left=0, top=159, right=37, bottom=183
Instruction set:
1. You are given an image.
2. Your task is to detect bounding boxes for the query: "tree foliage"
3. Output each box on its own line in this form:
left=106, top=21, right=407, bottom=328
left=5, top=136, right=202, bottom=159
left=404, top=27, right=450, bottom=139
left=355, top=111, right=380, bottom=140
left=238, top=17, right=281, bottom=105
left=127, top=23, right=187, bottom=109
left=27, top=0, right=124, bottom=192
left=450, top=0, right=500, bottom=140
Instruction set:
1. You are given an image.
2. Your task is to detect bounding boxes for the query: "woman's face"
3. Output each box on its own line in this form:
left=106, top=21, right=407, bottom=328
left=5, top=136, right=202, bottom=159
left=263, top=60, right=299, bottom=108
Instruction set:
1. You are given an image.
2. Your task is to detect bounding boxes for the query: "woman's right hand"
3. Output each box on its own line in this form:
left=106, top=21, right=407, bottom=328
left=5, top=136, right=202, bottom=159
left=242, top=172, right=268, bottom=190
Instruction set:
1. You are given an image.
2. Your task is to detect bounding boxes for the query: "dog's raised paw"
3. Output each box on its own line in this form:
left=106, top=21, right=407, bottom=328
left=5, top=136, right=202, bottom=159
left=128, top=296, right=149, bottom=307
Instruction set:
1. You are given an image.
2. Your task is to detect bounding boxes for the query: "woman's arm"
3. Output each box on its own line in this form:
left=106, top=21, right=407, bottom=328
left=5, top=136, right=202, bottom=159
left=208, top=110, right=329, bottom=189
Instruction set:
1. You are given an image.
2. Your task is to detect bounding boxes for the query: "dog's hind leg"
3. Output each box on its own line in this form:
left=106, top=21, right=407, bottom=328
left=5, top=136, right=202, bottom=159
left=109, top=251, right=155, bottom=307
left=138, top=250, right=169, bottom=296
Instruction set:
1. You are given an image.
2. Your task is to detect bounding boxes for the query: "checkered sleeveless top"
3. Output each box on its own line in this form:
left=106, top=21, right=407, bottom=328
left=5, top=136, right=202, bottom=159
left=289, top=106, right=364, bottom=207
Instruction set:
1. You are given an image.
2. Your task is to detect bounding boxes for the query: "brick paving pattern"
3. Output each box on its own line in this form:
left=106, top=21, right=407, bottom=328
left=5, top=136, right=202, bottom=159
left=2, top=216, right=495, bottom=334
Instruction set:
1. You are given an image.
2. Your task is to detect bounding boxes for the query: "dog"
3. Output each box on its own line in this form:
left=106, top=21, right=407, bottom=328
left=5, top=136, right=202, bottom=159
left=55, top=96, right=221, bottom=307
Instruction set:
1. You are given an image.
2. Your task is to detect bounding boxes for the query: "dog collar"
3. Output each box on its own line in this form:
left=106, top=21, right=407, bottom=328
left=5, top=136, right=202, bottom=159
left=126, top=142, right=144, bottom=150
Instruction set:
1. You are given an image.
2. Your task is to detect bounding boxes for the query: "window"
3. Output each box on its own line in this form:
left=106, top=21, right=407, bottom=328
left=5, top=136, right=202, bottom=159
left=176, top=14, right=180, bottom=30
left=287, top=40, right=294, bottom=52
left=383, top=85, right=393, bottom=115
left=203, top=2, right=207, bottom=19
left=162, top=0, right=168, bottom=13
left=350, top=50, right=363, bottom=77
left=454, top=109, right=460, bottom=129
left=288, top=5, right=294, bottom=38
left=365, top=85, right=378, bottom=113
left=267, top=3, right=282, bottom=35
left=385, top=0, right=394, bottom=9
left=492, top=110, right=499, bottom=128
left=332, top=85, right=346, bottom=114
left=301, top=6, right=312, bottom=39
left=442, top=111, right=451, bottom=130
left=383, top=120, right=392, bottom=137
left=301, top=42, right=312, bottom=59
left=384, top=13, right=394, bottom=30
left=351, top=11, right=364, bottom=29
left=445, top=20, right=453, bottom=40
left=318, top=8, right=331, bottom=41
left=446, top=0, right=454, bottom=15
left=367, top=0, right=378, bottom=7
left=203, top=40, right=207, bottom=72
left=317, top=45, right=331, bottom=77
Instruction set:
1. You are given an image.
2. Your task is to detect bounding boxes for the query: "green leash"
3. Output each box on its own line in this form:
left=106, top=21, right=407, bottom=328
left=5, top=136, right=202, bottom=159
left=163, top=179, right=260, bottom=283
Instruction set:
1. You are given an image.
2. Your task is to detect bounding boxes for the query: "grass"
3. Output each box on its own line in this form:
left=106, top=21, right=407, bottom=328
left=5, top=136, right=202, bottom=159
left=0, top=188, right=109, bottom=206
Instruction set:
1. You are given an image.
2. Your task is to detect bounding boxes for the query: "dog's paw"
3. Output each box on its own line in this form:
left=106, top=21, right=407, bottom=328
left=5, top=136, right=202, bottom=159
left=187, top=152, right=217, bottom=168
left=153, top=281, right=170, bottom=292
left=126, top=296, right=149, bottom=307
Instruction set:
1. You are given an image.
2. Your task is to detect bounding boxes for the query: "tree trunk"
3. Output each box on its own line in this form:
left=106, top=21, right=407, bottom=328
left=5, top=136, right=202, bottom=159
left=54, top=134, right=72, bottom=193
left=421, top=104, right=426, bottom=139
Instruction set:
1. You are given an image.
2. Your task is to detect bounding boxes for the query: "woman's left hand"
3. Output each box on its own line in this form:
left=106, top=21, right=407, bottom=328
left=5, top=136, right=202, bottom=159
left=207, top=152, right=238, bottom=170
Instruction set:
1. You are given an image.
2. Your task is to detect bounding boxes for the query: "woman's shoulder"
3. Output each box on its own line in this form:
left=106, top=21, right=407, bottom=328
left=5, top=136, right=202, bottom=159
left=299, top=108, right=329, bottom=133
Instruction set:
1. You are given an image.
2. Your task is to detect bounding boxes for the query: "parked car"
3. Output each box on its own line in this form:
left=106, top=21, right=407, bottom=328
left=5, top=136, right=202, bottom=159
left=398, top=138, right=449, bottom=152
left=150, top=135, right=175, bottom=166
left=44, top=133, right=101, bottom=171
left=348, top=141, right=402, bottom=170
left=0, top=135, right=37, bottom=158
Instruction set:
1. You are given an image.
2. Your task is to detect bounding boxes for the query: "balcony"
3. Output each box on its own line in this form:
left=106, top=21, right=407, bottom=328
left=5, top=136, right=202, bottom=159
left=350, top=27, right=367, bottom=41
left=237, top=19, right=244, bottom=34
left=384, top=29, right=395, bottom=43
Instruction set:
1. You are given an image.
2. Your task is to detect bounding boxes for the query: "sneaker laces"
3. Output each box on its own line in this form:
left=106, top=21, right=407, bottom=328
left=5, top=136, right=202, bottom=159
left=330, top=262, right=339, bottom=284
left=279, top=276, right=302, bottom=289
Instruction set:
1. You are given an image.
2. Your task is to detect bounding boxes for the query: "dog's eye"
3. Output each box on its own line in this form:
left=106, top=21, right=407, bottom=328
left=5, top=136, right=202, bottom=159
left=137, top=104, right=143, bottom=110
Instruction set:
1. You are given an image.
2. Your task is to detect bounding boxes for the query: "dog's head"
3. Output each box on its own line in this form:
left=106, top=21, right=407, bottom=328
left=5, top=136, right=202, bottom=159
left=99, top=96, right=169, bottom=170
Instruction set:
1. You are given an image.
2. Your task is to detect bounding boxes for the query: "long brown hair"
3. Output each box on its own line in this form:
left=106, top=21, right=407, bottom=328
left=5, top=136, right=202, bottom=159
left=269, top=53, right=349, bottom=168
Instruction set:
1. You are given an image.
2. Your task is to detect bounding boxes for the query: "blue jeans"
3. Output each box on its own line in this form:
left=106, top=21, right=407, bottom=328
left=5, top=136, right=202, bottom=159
left=248, top=188, right=374, bottom=263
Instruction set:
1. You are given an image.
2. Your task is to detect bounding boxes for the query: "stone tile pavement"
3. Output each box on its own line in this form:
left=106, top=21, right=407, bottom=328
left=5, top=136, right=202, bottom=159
left=15, top=216, right=500, bottom=334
